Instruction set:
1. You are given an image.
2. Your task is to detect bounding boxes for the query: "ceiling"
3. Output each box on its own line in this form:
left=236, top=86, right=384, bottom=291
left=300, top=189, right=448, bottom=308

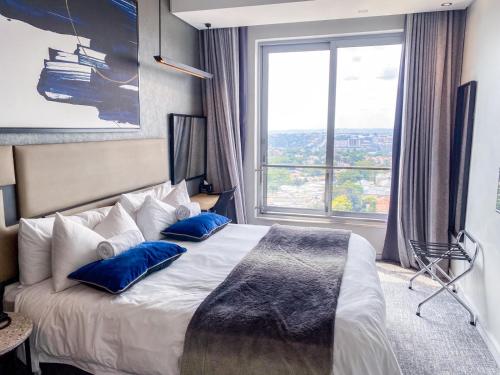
left=171, top=0, right=473, bottom=29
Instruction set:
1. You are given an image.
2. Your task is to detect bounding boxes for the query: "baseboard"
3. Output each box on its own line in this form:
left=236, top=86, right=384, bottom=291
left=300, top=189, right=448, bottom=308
left=449, top=270, right=500, bottom=367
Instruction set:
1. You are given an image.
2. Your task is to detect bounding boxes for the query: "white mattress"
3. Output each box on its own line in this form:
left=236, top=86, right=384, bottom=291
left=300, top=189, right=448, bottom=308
left=15, top=224, right=401, bottom=375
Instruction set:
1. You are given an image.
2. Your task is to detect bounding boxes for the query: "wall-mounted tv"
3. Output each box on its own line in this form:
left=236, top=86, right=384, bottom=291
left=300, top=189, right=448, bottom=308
left=449, top=81, right=477, bottom=237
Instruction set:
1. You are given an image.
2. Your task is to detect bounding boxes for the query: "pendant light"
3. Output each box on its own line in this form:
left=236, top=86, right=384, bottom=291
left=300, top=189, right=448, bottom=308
left=153, top=0, right=213, bottom=79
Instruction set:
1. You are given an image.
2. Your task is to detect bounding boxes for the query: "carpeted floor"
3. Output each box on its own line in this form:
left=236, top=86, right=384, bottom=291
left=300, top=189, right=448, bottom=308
left=378, top=262, right=499, bottom=375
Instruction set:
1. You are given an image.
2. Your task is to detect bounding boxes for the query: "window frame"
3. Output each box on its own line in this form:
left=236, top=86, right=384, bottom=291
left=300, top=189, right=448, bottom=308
left=258, top=33, right=403, bottom=221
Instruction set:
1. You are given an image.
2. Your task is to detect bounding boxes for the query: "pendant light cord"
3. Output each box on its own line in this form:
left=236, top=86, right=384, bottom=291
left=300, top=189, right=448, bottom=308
left=158, top=0, right=162, bottom=56
left=65, top=0, right=138, bottom=85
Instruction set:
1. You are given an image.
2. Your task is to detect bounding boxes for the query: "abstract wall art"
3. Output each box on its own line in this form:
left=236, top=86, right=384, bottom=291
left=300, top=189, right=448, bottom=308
left=0, top=0, right=140, bottom=131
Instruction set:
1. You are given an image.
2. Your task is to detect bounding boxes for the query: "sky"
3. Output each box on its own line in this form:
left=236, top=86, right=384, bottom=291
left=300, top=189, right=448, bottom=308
left=267, top=44, right=402, bottom=132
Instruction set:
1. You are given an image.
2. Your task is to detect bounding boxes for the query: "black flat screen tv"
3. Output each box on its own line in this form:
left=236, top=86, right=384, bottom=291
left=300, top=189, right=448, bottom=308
left=449, top=81, right=477, bottom=238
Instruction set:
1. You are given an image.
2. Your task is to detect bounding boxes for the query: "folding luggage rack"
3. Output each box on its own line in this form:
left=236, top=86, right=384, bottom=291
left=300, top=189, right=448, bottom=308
left=408, top=230, right=479, bottom=325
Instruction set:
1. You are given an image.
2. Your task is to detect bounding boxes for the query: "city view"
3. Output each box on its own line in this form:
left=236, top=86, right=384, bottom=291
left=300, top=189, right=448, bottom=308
left=266, top=128, right=393, bottom=214
left=263, top=43, right=401, bottom=215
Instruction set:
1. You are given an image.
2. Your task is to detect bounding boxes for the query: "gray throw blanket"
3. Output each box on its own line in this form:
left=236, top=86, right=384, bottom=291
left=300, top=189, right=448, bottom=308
left=180, top=224, right=351, bottom=375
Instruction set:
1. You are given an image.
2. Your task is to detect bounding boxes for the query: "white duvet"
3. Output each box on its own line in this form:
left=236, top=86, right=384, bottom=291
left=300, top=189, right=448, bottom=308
left=15, top=224, right=401, bottom=375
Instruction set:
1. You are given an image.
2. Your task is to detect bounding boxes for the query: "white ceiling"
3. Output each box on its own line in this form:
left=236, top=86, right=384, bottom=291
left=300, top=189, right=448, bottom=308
left=171, top=0, right=473, bottom=29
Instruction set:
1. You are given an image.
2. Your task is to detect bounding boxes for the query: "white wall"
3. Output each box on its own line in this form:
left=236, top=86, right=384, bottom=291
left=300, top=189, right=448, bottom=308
left=453, top=0, right=500, bottom=363
left=171, top=0, right=306, bottom=13
left=244, top=15, right=404, bottom=253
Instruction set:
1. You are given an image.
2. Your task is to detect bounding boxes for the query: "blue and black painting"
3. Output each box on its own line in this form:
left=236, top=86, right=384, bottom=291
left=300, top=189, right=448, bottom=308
left=0, top=0, right=139, bottom=126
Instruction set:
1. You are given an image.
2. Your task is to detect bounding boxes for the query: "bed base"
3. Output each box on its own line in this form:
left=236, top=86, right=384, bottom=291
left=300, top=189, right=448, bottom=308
left=40, top=363, right=91, bottom=375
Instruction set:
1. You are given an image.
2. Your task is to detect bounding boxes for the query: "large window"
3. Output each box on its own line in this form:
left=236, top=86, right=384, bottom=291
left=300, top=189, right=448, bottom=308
left=259, top=35, right=402, bottom=219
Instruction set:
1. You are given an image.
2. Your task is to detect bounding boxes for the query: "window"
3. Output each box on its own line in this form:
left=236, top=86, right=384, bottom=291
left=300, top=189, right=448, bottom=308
left=259, top=35, right=402, bottom=219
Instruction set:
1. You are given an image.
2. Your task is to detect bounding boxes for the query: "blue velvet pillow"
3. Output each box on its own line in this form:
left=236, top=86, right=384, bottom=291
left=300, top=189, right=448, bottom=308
left=161, top=213, right=231, bottom=242
left=69, top=241, right=186, bottom=294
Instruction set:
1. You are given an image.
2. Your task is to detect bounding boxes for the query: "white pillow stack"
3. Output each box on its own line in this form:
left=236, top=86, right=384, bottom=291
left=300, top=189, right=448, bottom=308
left=133, top=180, right=197, bottom=240
left=51, top=214, right=106, bottom=292
left=18, top=207, right=111, bottom=286
left=136, top=196, right=177, bottom=241
left=93, top=203, right=142, bottom=238
left=51, top=203, right=145, bottom=292
left=119, top=182, right=172, bottom=219
left=162, top=180, right=190, bottom=208
left=17, top=181, right=189, bottom=291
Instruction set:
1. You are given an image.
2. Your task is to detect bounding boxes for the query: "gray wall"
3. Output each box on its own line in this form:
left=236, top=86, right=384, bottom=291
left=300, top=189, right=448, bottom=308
left=0, top=0, right=202, bottom=146
left=452, top=0, right=500, bottom=364
left=244, top=15, right=405, bottom=254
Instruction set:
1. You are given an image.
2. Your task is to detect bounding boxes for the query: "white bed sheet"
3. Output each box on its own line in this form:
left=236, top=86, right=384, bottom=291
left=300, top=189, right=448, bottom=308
left=15, top=224, right=401, bottom=375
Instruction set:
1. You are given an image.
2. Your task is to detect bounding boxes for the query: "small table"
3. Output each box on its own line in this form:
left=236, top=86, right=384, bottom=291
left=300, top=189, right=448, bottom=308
left=0, top=312, right=33, bottom=373
left=191, top=193, right=220, bottom=211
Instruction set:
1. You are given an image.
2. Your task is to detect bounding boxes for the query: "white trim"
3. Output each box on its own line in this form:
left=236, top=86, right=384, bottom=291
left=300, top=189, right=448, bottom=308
left=255, top=212, right=387, bottom=227
left=256, top=33, right=403, bottom=221
left=254, top=29, right=405, bottom=44
left=449, top=269, right=500, bottom=367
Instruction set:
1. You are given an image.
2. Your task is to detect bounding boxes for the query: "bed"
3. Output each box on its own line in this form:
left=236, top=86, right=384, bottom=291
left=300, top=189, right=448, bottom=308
left=0, top=140, right=400, bottom=375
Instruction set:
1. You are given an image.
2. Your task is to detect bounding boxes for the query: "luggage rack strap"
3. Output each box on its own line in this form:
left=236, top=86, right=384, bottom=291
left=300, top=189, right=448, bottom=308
left=409, top=240, right=472, bottom=262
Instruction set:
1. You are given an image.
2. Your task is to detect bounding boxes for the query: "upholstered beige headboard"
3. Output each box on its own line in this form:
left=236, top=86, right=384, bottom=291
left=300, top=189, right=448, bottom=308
left=0, top=139, right=168, bottom=283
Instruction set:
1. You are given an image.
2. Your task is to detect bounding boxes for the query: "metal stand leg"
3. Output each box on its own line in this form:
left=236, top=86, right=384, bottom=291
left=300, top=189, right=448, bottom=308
left=414, top=256, right=476, bottom=325
left=409, top=254, right=456, bottom=292
left=408, top=266, right=426, bottom=290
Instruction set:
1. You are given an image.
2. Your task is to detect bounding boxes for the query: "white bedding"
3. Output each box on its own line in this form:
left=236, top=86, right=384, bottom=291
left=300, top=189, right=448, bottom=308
left=15, top=224, right=401, bottom=375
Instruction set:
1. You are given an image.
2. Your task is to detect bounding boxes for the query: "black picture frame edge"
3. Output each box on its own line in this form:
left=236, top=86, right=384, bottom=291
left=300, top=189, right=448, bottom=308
left=168, top=113, right=207, bottom=185
left=449, top=80, right=477, bottom=238
left=0, top=0, right=141, bottom=134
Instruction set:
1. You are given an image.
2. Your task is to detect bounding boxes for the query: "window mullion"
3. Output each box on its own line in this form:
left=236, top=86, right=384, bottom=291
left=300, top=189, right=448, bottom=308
left=324, top=41, right=337, bottom=215
left=260, top=46, right=270, bottom=213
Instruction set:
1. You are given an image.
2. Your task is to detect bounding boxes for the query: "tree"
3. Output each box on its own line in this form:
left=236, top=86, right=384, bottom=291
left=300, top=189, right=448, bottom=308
left=267, top=168, right=292, bottom=192
left=332, top=181, right=363, bottom=211
left=362, top=195, right=377, bottom=213
left=332, top=195, right=353, bottom=211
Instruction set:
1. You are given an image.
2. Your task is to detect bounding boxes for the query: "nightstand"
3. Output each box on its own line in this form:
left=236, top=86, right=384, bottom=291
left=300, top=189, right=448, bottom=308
left=0, top=312, right=33, bottom=374
left=190, top=193, right=220, bottom=211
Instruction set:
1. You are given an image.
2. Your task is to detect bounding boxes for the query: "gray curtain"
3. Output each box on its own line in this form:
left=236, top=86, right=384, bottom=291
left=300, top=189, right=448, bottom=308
left=382, top=28, right=406, bottom=263
left=383, top=10, right=466, bottom=269
left=200, top=27, right=248, bottom=223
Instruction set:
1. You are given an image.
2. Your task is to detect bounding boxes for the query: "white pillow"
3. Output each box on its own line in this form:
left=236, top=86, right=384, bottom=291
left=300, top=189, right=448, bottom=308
left=93, top=203, right=141, bottom=239
left=51, top=214, right=105, bottom=292
left=153, top=181, right=172, bottom=200
left=18, top=217, right=55, bottom=286
left=73, top=206, right=112, bottom=228
left=136, top=196, right=177, bottom=241
left=162, top=180, right=191, bottom=208
left=18, top=207, right=111, bottom=286
left=119, top=190, right=154, bottom=219
left=118, top=182, right=172, bottom=219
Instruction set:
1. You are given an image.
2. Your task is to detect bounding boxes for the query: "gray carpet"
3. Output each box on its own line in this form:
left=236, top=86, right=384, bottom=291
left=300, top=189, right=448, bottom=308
left=377, top=262, right=499, bottom=375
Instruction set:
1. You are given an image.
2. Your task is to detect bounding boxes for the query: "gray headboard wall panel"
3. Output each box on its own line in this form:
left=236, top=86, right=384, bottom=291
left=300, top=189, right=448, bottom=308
left=15, top=139, right=168, bottom=218
left=0, top=146, right=18, bottom=282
